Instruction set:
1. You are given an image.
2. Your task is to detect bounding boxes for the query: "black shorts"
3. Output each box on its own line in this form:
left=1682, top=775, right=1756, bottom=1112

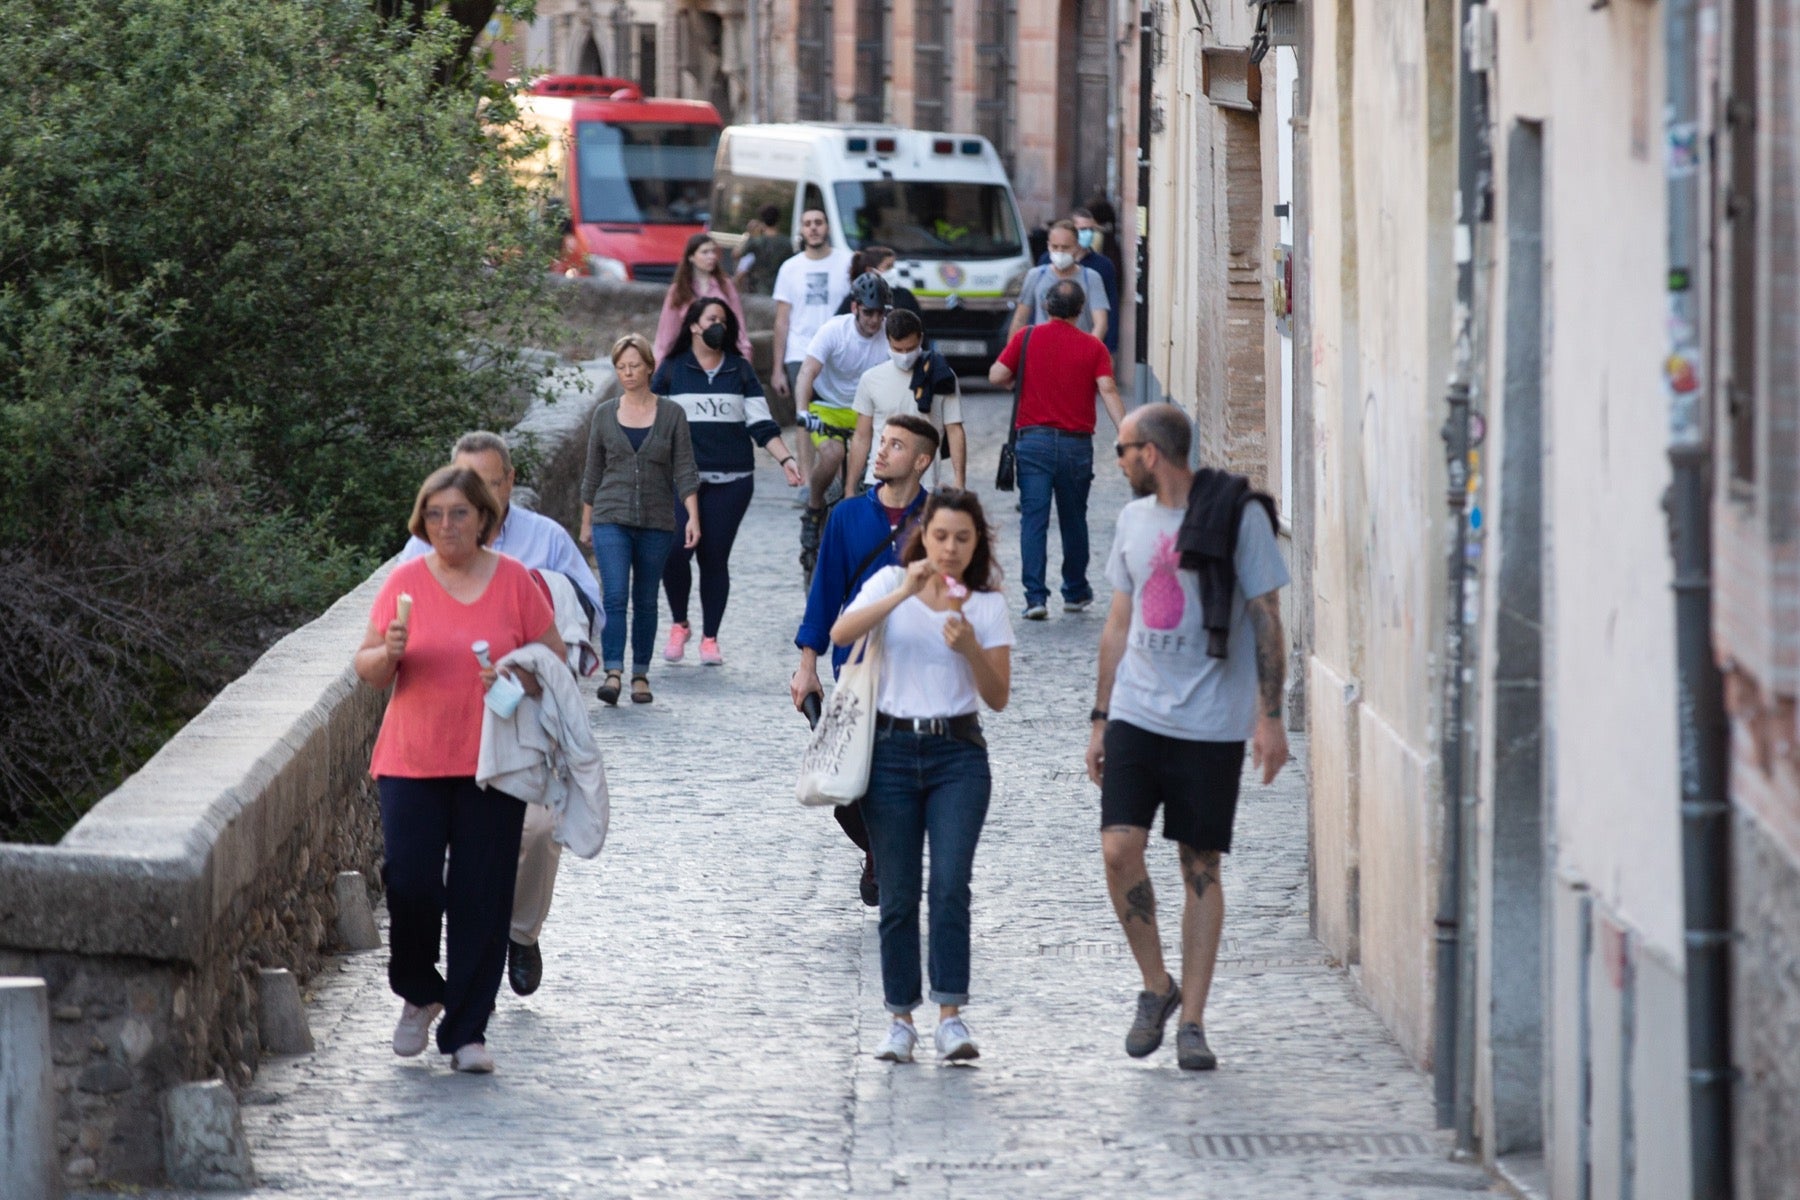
left=1099, top=719, right=1246, bottom=853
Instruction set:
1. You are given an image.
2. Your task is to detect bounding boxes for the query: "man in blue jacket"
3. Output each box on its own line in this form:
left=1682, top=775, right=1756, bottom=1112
left=790, top=413, right=940, bottom=905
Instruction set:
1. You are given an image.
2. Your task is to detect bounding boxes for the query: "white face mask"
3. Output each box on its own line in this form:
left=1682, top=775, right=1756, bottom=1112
left=890, top=348, right=922, bottom=371
left=880, top=268, right=902, bottom=286
left=1049, top=250, right=1076, bottom=271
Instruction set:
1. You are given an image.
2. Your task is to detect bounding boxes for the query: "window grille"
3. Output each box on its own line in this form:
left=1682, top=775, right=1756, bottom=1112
left=854, top=0, right=889, bottom=121
left=913, top=0, right=952, bottom=130
left=975, top=0, right=1016, bottom=173
left=797, top=0, right=834, bottom=119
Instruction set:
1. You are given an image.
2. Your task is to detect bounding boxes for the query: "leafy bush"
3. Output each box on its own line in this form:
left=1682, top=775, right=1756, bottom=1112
left=0, top=0, right=563, bottom=839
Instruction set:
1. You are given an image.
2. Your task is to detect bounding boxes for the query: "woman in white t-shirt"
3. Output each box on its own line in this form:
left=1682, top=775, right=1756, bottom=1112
left=830, top=489, right=1013, bottom=1064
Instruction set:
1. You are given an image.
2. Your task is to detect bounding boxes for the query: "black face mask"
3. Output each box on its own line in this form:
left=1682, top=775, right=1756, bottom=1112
left=700, top=324, right=728, bottom=350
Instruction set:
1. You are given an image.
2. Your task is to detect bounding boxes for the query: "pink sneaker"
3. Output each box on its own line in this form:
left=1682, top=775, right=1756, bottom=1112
left=699, top=637, right=724, bottom=666
left=663, top=622, right=690, bottom=662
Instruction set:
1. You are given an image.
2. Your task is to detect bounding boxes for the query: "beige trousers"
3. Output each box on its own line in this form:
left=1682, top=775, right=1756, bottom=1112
left=510, top=803, right=563, bottom=945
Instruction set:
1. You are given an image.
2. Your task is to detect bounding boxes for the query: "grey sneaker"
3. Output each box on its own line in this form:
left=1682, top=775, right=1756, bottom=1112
left=1064, top=597, right=1093, bottom=613
left=934, top=1015, right=980, bottom=1062
left=1126, top=975, right=1181, bottom=1058
left=875, top=1019, right=918, bottom=1063
left=1176, top=1022, right=1217, bottom=1071
left=1023, top=604, right=1049, bottom=621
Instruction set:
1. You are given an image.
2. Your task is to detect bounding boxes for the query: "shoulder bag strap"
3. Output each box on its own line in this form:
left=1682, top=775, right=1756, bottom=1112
left=1006, top=327, right=1032, bottom=448
left=839, top=512, right=914, bottom=612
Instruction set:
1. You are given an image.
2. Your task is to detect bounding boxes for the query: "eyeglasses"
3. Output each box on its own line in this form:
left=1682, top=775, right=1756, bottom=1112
left=1114, top=441, right=1147, bottom=458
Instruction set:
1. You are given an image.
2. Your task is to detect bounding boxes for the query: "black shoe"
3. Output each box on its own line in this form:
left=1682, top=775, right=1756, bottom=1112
left=1176, top=1021, right=1217, bottom=1071
left=1125, top=973, right=1181, bottom=1058
left=507, top=938, right=542, bottom=996
left=799, top=507, right=822, bottom=578
left=859, top=854, right=879, bottom=907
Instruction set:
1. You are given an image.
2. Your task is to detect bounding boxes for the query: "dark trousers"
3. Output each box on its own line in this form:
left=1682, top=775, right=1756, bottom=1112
left=663, top=475, right=755, bottom=638
left=833, top=799, right=871, bottom=853
left=378, top=776, right=526, bottom=1054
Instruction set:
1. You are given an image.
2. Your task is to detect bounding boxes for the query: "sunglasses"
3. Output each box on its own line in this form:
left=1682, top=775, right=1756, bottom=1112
left=1114, top=441, right=1147, bottom=458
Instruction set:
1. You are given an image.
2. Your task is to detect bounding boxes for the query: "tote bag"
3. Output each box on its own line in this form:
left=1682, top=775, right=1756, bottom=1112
left=796, top=624, right=883, bottom=807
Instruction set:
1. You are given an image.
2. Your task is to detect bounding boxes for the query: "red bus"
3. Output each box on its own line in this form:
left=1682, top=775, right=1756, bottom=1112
left=516, top=76, right=722, bottom=285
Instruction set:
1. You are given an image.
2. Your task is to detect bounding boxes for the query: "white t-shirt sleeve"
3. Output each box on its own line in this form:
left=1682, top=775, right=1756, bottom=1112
left=772, top=260, right=803, bottom=308
left=804, top=319, right=840, bottom=365
left=1104, top=508, right=1135, bottom=595
left=852, top=369, right=878, bottom=416
left=967, top=591, right=1015, bottom=649
left=940, top=379, right=963, bottom=425
left=846, top=564, right=903, bottom=613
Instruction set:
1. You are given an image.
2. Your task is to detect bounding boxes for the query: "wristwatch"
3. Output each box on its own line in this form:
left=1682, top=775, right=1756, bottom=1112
left=1089, top=708, right=1108, bottom=723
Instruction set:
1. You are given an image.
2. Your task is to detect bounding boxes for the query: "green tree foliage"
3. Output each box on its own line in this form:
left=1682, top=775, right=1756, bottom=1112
left=0, top=0, right=563, bottom=839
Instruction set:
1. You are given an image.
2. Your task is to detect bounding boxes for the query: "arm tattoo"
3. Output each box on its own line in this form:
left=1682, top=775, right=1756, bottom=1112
left=1179, top=847, right=1221, bottom=902
left=1124, top=878, right=1156, bottom=926
left=1246, top=593, right=1286, bottom=720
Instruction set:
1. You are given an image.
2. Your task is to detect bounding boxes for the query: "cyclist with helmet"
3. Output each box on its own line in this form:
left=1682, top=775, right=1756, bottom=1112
left=795, top=272, right=894, bottom=577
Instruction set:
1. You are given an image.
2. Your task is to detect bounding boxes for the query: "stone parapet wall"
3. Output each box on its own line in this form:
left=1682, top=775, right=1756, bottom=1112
left=0, top=352, right=616, bottom=1187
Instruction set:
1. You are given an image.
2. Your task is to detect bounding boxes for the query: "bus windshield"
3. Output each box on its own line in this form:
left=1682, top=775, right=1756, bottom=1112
left=576, top=122, right=719, bottom=225
left=833, top=181, right=1022, bottom=259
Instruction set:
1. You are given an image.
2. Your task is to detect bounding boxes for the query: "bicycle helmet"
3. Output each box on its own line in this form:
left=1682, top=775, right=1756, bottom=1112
left=849, top=272, right=893, bottom=312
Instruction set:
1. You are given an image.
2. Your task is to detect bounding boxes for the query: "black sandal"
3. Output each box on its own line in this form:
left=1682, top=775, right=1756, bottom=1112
left=630, top=674, right=653, bottom=704
left=597, top=670, right=622, bottom=706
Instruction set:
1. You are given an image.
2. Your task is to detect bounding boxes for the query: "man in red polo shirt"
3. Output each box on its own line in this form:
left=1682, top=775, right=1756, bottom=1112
left=989, top=279, right=1128, bottom=619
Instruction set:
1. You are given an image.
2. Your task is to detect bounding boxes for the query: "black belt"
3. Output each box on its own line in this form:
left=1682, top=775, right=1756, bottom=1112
left=1018, top=426, right=1092, bottom=439
left=876, top=712, right=984, bottom=741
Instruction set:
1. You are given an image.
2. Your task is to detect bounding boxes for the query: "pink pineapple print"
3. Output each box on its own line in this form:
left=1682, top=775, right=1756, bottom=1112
left=1142, top=533, right=1187, bottom=630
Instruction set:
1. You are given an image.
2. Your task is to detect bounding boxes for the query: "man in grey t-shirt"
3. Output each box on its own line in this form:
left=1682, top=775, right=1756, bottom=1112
left=1008, top=219, right=1110, bottom=339
left=1085, top=404, right=1289, bottom=1072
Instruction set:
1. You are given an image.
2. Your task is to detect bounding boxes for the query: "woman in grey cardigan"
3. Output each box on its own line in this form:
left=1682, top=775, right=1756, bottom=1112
left=580, top=334, right=700, bottom=705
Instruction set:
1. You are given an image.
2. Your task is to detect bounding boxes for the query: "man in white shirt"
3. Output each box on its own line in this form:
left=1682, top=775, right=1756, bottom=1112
left=795, top=274, right=894, bottom=576
left=398, top=430, right=599, bottom=1000
left=847, top=308, right=966, bottom=493
left=771, top=207, right=854, bottom=412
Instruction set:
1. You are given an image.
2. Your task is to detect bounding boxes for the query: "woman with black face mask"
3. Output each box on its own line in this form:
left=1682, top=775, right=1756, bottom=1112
left=654, top=298, right=805, bottom=666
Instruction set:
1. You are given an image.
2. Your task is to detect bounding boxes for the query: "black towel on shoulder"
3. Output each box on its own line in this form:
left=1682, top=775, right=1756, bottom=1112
left=1177, top=468, right=1279, bottom=658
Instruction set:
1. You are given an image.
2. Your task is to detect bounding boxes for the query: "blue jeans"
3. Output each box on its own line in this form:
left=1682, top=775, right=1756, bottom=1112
left=591, top=524, right=676, bottom=672
left=1016, top=427, right=1095, bottom=607
left=861, top=730, right=992, bottom=1012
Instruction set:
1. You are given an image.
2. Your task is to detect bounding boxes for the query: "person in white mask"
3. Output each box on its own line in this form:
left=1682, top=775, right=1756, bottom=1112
left=847, top=309, right=966, bottom=494
left=1007, top=219, right=1110, bottom=342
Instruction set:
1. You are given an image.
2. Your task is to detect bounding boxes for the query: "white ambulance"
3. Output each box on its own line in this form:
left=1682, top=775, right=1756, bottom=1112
left=708, top=124, right=1031, bottom=362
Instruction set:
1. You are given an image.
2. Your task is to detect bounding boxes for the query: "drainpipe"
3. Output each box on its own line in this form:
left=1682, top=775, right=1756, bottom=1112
left=1433, top=0, right=1491, bottom=1144
left=1133, top=0, right=1155, bottom=406
left=1662, top=0, right=1733, bottom=1194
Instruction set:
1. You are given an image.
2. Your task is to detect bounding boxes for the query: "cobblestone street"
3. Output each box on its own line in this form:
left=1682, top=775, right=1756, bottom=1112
left=104, top=389, right=1499, bottom=1199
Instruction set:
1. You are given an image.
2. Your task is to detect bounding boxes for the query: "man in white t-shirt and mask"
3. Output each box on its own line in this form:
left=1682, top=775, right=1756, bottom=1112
left=846, top=308, right=966, bottom=494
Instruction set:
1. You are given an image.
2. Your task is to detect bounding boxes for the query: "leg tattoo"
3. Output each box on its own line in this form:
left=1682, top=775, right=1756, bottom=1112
left=1123, top=878, right=1156, bottom=926
left=1180, top=847, right=1221, bottom=902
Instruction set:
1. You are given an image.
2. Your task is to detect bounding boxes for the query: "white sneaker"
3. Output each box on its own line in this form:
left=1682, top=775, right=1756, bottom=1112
left=451, top=1042, right=496, bottom=1073
left=392, top=1001, right=442, bottom=1057
left=874, top=1019, right=918, bottom=1063
left=1022, top=604, right=1049, bottom=621
left=935, top=1015, right=980, bottom=1062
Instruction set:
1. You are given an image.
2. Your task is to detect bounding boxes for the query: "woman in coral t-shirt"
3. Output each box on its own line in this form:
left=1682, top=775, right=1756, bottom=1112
left=353, top=465, right=562, bottom=1074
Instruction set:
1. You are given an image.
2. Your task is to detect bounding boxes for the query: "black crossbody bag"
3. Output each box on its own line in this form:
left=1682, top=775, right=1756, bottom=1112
left=994, top=327, right=1032, bottom=492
